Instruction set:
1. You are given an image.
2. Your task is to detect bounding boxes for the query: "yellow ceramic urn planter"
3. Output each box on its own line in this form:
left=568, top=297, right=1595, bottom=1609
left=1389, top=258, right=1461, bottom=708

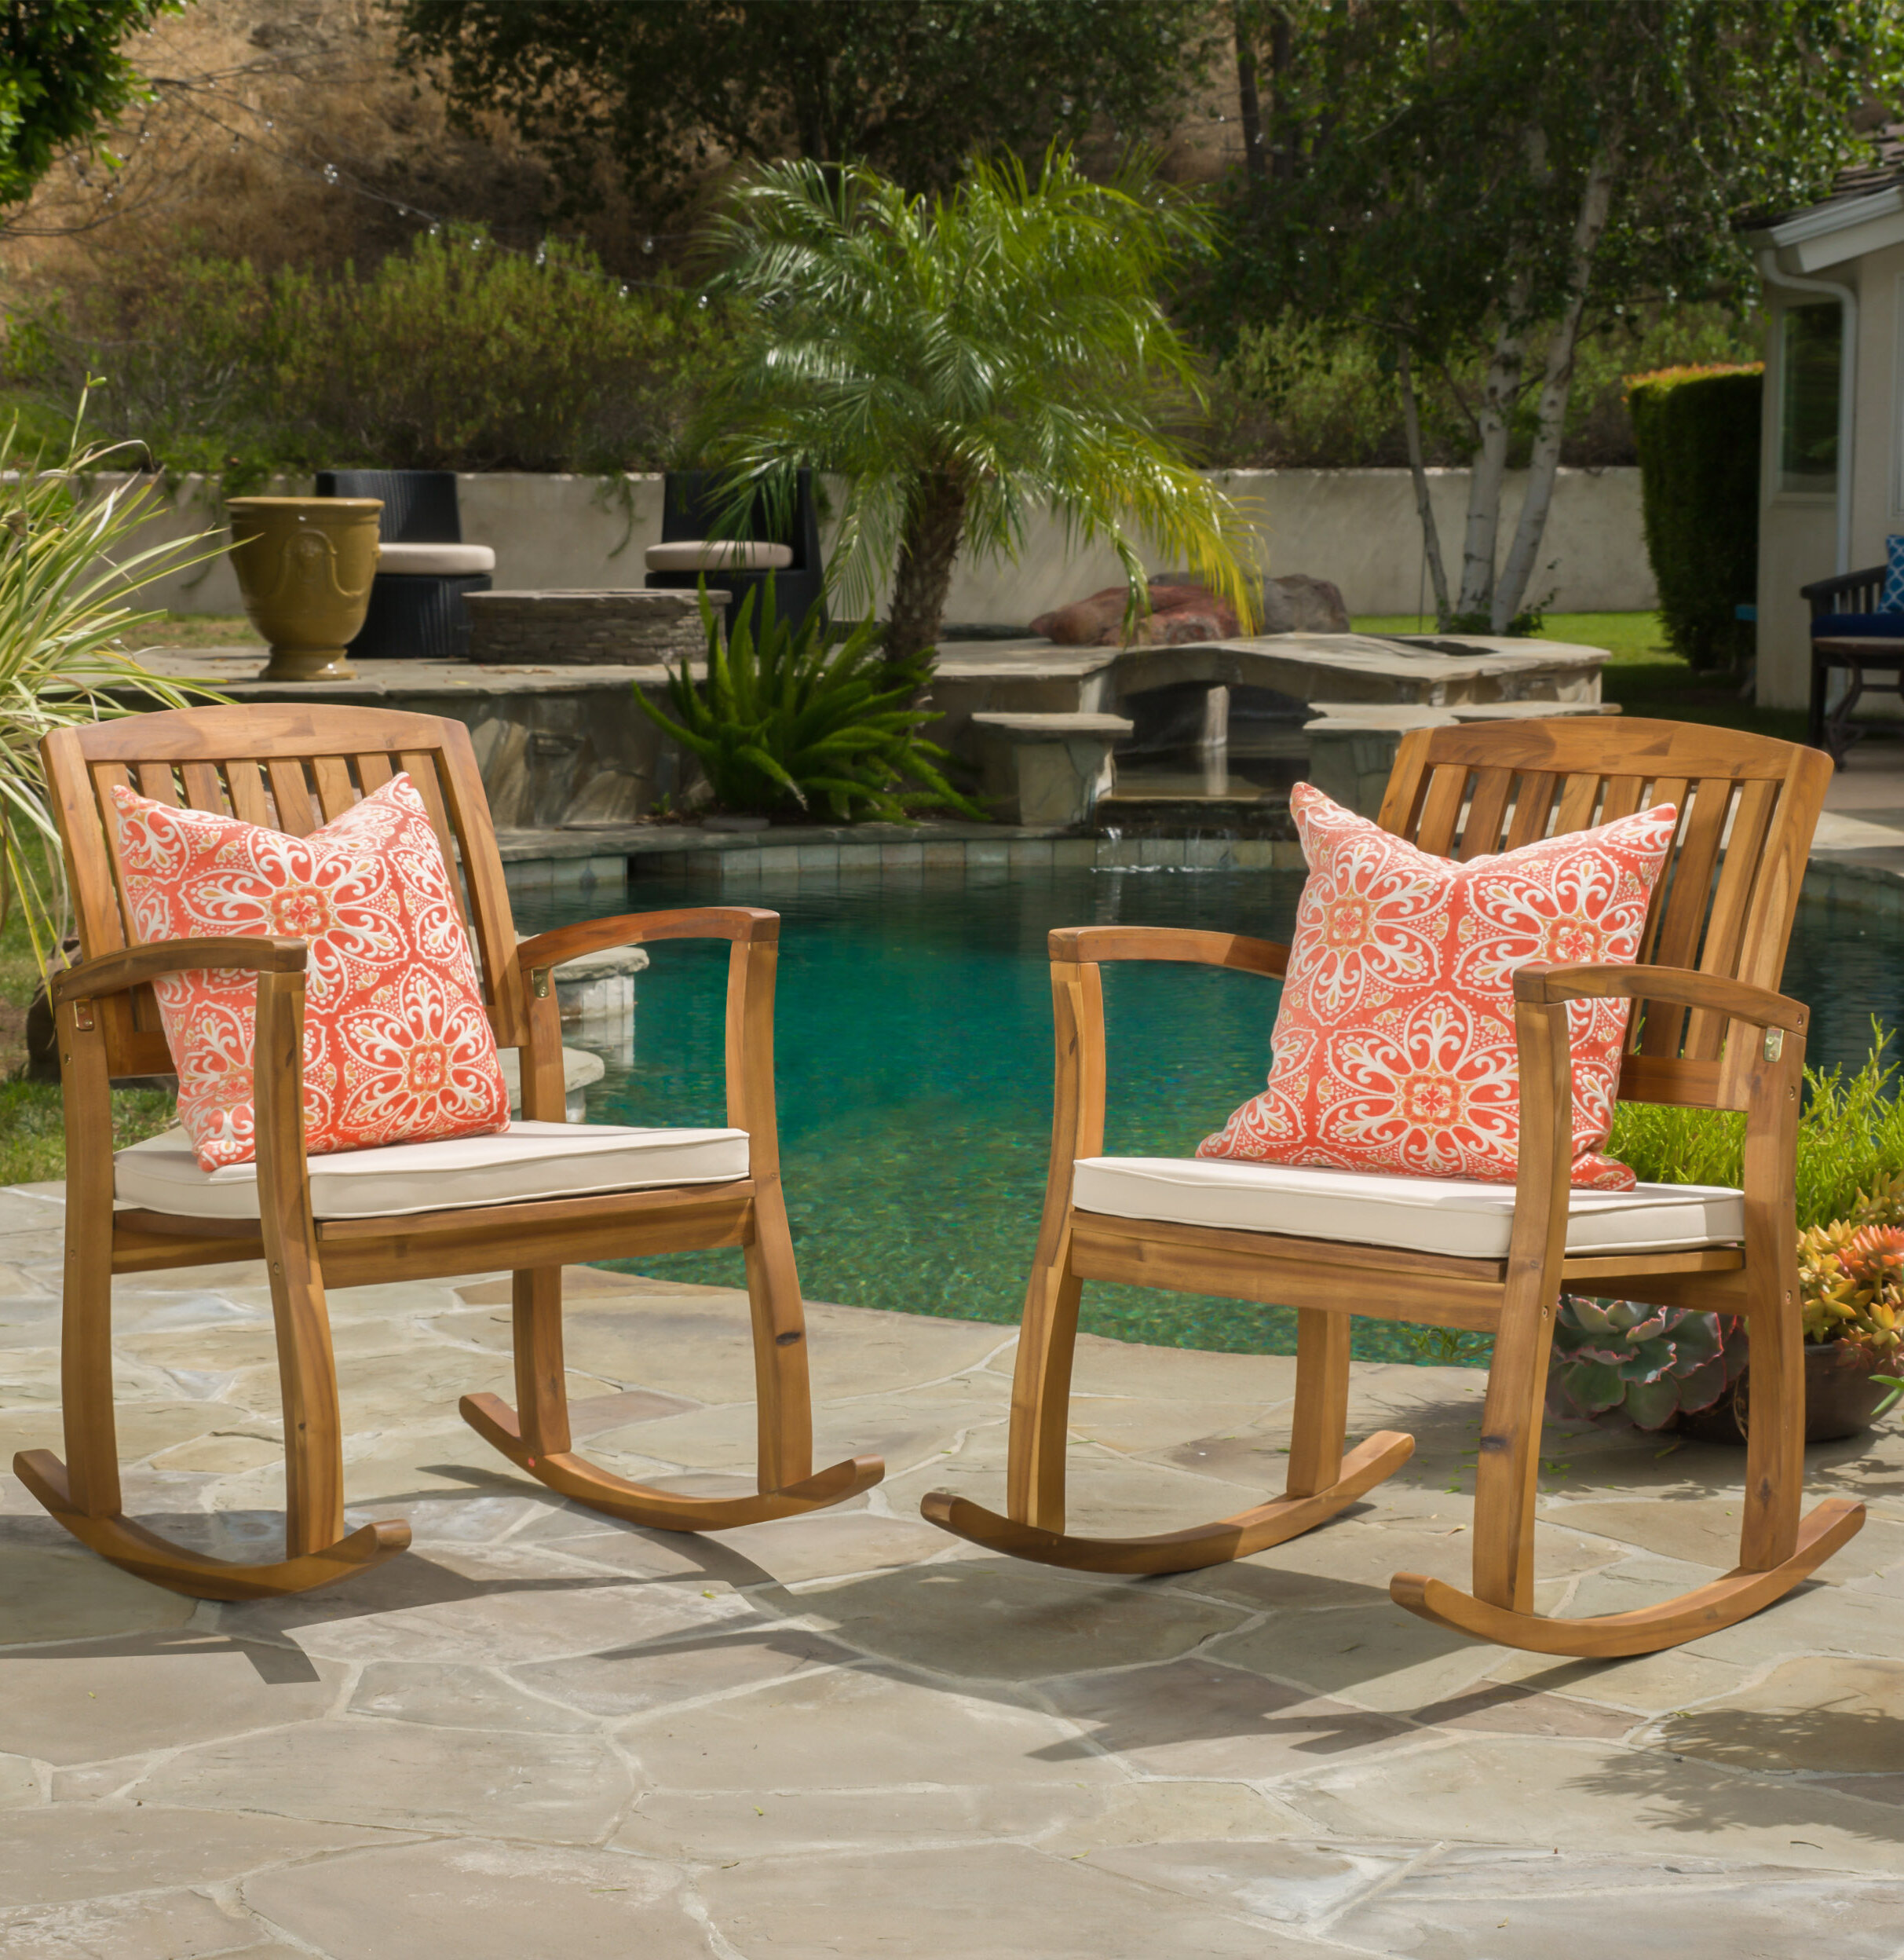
left=227, top=496, right=382, bottom=681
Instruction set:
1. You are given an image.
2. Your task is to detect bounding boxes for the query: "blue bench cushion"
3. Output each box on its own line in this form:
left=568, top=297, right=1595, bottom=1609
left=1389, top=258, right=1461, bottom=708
left=1813, top=614, right=1904, bottom=638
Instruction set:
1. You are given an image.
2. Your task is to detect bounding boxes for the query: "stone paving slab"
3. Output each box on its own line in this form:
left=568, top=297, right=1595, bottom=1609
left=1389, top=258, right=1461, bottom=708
left=2, top=1222, right=1902, bottom=1956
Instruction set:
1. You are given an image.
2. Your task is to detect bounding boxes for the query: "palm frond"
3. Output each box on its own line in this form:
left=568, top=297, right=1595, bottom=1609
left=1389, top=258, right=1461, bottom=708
left=0, top=393, right=227, bottom=963
left=692, top=145, right=1256, bottom=646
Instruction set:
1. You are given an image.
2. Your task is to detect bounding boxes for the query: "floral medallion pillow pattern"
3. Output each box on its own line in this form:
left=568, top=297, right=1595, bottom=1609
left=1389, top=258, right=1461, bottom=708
left=1198, top=783, right=1677, bottom=1191
left=111, top=774, right=510, bottom=1172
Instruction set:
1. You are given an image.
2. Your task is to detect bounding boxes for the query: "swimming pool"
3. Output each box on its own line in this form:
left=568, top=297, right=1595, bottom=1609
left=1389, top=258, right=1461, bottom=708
left=515, top=867, right=1904, bottom=1364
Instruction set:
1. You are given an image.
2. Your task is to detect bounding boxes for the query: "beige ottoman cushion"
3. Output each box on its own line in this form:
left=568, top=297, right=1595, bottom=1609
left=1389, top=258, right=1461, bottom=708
left=645, top=539, right=795, bottom=572
left=376, top=542, right=496, bottom=576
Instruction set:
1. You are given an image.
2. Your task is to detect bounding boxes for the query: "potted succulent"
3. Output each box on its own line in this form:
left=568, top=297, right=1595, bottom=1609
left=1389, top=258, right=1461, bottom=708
left=1781, top=1177, right=1904, bottom=1439
left=1547, top=1297, right=1746, bottom=1432
left=1550, top=1172, right=1904, bottom=1444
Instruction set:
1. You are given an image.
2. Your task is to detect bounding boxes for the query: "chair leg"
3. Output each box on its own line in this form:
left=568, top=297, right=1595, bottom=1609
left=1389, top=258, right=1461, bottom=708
left=1738, top=1285, right=1804, bottom=1572
left=16, top=1204, right=410, bottom=1602
left=1285, top=1308, right=1351, bottom=1499
left=1006, top=1236, right=1085, bottom=1534
left=511, top=1266, right=574, bottom=1458
left=1471, top=1274, right=1555, bottom=1614
left=922, top=1236, right=1413, bottom=1574
left=57, top=1179, right=121, bottom=1522
left=743, top=1182, right=817, bottom=1494
left=1392, top=1271, right=1865, bottom=1656
left=460, top=1195, right=883, bottom=1530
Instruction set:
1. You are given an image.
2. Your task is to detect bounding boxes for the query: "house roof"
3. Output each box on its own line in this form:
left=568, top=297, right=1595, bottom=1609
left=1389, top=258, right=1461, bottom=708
left=1738, top=124, right=1904, bottom=269
left=1823, top=121, right=1904, bottom=202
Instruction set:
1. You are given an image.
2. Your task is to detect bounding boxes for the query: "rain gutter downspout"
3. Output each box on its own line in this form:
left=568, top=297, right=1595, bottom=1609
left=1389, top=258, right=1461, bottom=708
left=1756, top=247, right=1857, bottom=575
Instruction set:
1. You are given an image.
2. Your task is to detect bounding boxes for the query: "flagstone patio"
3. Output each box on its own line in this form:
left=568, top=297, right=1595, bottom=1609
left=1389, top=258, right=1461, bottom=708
left=2, top=1177, right=1902, bottom=1957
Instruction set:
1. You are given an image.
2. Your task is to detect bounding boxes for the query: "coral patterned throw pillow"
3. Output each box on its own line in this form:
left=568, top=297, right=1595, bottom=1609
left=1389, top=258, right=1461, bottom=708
left=1199, top=783, right=1677, bottom=1191
left=111, top=774, right=510, bottom=1172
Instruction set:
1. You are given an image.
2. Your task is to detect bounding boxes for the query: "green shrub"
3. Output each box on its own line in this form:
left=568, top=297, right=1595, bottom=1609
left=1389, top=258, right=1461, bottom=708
left=1201, top=303, right=1759, bottom=473
left=636, top=584, right=983, bottom=823
left=1204, top=315, right=1407, bottom=468
left=1627, top=364, right=1763, bottom=671
left=2, top=228, right=722, bottom=479
left=1606, top=1022, right=1904, bottom=1233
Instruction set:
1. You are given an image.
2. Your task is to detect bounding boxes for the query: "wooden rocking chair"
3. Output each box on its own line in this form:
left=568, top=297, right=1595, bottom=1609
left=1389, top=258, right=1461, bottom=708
left=15, top=704, right=882, bottom=1601
left=923, top=718, right=1866, bottom=1657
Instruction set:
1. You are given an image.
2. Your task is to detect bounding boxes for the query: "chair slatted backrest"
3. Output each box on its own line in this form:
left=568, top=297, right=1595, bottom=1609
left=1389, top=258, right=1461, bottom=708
left=42, top=704, right=527, bottom=1081
left=1375, top=717, right=1833, bottom=1110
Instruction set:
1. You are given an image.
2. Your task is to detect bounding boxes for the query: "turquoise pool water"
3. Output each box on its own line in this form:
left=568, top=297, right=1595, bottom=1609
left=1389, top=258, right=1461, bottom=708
left=515, top=869, right=1902, bottom=1363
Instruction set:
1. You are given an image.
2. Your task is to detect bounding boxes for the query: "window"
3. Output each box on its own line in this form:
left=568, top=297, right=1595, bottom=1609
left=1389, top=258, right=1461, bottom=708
left=1778, top=300, right=1841, bottom=494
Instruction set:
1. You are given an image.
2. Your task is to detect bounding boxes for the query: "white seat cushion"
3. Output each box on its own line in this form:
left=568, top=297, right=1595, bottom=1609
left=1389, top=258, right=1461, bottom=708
left=376, top=542, right=496, bottom=576
left=1072, top=1157, right=1743, bottom=1262
left=645, top=539, right=795, bottom=572
left=115, top=1121, right=748, bottom=1222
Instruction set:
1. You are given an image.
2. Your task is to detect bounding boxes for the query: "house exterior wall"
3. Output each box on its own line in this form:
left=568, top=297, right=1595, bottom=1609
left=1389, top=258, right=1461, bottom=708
left=1756, top=237, right=1904, bottom=708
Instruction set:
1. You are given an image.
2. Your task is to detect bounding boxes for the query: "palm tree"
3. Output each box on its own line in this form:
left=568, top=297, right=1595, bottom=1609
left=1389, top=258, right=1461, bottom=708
left=695, top=148, right=1255, bottom=664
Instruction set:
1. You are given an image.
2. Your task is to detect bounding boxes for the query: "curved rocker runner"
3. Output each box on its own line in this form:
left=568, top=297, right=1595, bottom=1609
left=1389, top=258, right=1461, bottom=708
left=920, top=721, right=1866, bottom=1655
left=20, top=708, right=881, bottom=1601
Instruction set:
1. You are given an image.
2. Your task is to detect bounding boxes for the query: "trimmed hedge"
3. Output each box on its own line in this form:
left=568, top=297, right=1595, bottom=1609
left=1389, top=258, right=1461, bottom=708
left=1628, top=364, right=1763, bottom=671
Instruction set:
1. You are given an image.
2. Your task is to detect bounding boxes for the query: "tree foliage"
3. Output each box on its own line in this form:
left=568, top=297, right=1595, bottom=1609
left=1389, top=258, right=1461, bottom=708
left=693, top=148, right=1255, bottom=665
left=0, top=1, right=179, bottom=214
left=1209, top=0, right=1902, bottom=633
left=4, top=226, right=719, bottom=476
left=397, top=0, right=1216, bottom=210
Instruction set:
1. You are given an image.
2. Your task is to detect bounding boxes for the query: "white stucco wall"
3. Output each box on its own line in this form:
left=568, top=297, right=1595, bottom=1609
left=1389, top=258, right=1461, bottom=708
left=1756, top=237, right=1904, bottom=710
left=119, top=466, right=1655, bottom=625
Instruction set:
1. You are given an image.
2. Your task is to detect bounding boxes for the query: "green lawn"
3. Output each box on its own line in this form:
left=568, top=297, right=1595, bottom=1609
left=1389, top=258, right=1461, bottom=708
left=1353, top=609, right=1806, bottom=745
left=0, top=908, right=175, bottom=1187
left=118, top=610, right=258, bottom=651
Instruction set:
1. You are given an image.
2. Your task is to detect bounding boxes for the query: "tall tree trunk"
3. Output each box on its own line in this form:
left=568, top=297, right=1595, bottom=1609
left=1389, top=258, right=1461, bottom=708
left=1454, top=298, right=1529, bottom=623
left=1234, top=5, right=1267, bottom=190
left=1492, top=137, right=1621, bottom=631
left=1397, top=338, right=1452, bottom=626
left=1455, top=122, right=1551, bottom=627
left=1270, top=8, right=1295, bottom=181
left=886, top=471, right=967, bottom=666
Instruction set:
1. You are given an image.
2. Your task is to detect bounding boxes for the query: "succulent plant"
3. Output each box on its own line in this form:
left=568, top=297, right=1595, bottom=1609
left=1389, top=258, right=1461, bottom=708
left=1797, top=1172, right=1904, bottom=1363
left=1546, top=1296, right=1744, bottom=1431
left=1548, top=1168, right=1904, bottom=1437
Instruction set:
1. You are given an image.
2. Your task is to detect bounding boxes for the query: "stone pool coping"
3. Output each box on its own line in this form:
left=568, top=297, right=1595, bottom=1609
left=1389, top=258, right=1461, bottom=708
left=500, top=812, right=1904, bottom=915
left=499, top=821, right=1310, bottom=894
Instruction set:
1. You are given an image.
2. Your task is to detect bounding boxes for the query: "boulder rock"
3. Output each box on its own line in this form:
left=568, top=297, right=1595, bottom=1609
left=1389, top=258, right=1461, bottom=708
left=1029, top=573, right=1350, bottom=645
left=1030, top=582, right=1242, bottom=647
left=1257, top=573, right=1350, bottom=634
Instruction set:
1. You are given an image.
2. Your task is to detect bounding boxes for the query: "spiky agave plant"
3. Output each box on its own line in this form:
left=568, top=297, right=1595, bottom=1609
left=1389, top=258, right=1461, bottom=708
left=634, top=583, right=984, bottom=823
left=0, top=392, right=221, bottom=961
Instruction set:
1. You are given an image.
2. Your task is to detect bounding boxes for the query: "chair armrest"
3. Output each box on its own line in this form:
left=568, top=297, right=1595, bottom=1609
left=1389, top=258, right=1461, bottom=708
left=516, top=907, right=780, bottom=982
left=1800, top=565, right=1886, bottom=613
left=1513, top=962, right=1807, bottom=1035
left=1047, top=926, right=1289, bottom=978
left=52, top=937, right=308, bottom=1004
